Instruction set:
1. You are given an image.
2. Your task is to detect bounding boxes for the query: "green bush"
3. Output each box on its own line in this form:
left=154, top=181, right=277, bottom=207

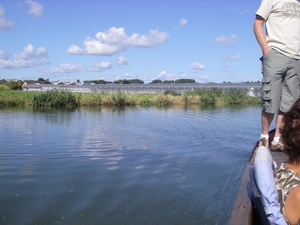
left=197, top=89, right=218, bottom=105
left=0, top=84, right=10, bottom=91
left=164, top=89, right=181, bottom=96
left=155, top=95, right=173, bottom=107
left=85, top=93, right=102, bottom=106
left=223, top=89, right=246, bottom=104
left=140, top=99, right=150, bottom=107
left=111, top=92, right=128, bottom=106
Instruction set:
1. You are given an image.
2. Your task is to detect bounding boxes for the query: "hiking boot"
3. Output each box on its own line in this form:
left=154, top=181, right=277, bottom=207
left=270, top=139, right=284, bottom=151
left=257, top=138, right=269, bottom=148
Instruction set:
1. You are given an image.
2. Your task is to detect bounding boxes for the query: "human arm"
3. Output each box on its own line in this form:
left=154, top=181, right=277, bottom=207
left=285, top=186, right=300, bottom=225
left=253, top=15, right=270, bottom=57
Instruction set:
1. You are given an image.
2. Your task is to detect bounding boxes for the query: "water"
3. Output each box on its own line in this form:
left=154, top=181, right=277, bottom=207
left=0, top=106, right=263, bottom=225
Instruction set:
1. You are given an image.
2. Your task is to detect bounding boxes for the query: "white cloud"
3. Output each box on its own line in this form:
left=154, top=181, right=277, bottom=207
left=223, top=54, right=241, bottom=61
left=0, top=5, right=14, bottom=29
left=67, top=45, right=85, bottom=55
left=40, top=63, right=82, bottom=74
left=124, top=72, right=135, bottom=78
left=0, top=44, right=48, bottom=69
left=215, top=34, right=237, bottom=46
left=60, top=63, right=82, bottom=73
left=174, top=18, right=188, bottom=30
left=25, top=0, right=43, bottom=17
left=158, top=71, right=167, bottom=78
left=126, top=29, right=169, bottom=47
left=68, top=26, right=169, bottom=56
left=190, top=62, right=205, bottom=70
left=89, top=61, right=112, bottom=72
left=117, top=56, right=128, bottom=66
left=16, top=44, right=47, bottom=59
left=179, top=18, right=188, bottom=27
left=155, top=71, right=175, bottom=80
left=83, top=27, right=127, bottom=55
left=178, top=72, right=187, bottom=78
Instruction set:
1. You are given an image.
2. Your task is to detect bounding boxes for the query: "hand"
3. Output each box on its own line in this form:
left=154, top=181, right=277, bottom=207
left=262, top=47, right=270, bottom=57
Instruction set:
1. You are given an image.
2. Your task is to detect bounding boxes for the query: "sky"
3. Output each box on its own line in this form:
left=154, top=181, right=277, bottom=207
left=0, top=0, right=264, bottom=83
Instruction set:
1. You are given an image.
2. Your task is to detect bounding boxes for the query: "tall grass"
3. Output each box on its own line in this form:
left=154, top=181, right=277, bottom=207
left=223, top=89, right=246, bottom=104
left=196, top=89, right=222, bottom=105
left=111, top=92, right=128, bottom=106
left=154, top=94, right=174, bottom=107
left=33, top=89, right=77, bottom=107
left=0, top=89, right=260, bottom=108
left=76, top=92, right=102, bottom=106
left=0, top=90, right=33, bottom=107
left=101, top=92, right=129, bottom=106
left=164, top=89, right=181, bottom=96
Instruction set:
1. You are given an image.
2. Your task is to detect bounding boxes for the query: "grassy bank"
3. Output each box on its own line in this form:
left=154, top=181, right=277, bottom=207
left=0, top=89, right=261, bottom=108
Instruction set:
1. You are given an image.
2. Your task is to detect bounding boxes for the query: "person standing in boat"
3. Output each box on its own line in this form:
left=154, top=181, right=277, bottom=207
left=253, top=0, right=300, bottom=150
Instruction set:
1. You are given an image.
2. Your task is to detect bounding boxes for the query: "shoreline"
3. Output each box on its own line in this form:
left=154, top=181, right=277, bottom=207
left=0, top=89, right=260, bottom=108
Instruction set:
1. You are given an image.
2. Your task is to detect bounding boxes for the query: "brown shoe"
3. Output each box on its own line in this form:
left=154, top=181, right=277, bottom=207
left=257, top=138, right=269, bottom=148
left=270, top=139, right=284, bottom=151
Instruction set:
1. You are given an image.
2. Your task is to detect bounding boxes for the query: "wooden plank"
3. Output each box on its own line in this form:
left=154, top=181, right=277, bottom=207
left=271, top=151, right=287, bottom=167
left=228, top=162, right=253, bottom=225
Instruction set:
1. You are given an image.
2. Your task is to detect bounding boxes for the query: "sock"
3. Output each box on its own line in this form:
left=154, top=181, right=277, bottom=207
left=272, top=136, right=280, bottom=144
left=259, top=134, right=269, bottom=140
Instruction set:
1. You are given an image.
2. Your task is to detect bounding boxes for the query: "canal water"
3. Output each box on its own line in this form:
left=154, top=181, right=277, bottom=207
left=0, top=106, right=266, bottom=225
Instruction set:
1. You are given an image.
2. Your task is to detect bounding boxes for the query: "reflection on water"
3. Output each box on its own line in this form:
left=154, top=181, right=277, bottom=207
left=0, top=106, right=263, bottom=225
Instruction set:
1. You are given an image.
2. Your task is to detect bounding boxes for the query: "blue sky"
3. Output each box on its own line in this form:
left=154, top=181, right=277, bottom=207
left=0, top=0, right=263, bottom=83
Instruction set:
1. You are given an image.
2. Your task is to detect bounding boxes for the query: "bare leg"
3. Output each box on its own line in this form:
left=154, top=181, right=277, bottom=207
left=274, top=111, right=284, bottom=137
left=261, top=111, right=274, bottom=135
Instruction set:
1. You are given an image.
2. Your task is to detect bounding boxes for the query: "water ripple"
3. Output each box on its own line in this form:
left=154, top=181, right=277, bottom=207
left=0, top=106, right=262, bottom=225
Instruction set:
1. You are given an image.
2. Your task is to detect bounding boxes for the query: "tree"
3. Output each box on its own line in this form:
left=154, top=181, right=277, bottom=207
left=162, top=80, right=175, bottom=83
left=97, top=79, right=106, bottom=84
left=127, top=79, right=144, bottom=84
left=122, top=79, right=130, bottom=84
left=175, top=79, right=196, bottom=83
left=6, top=81, right=17, bottom=90
left=150, top=79, right=162, bottom=84
left=38, top=77, right=51, bottom=84
left=114, top=79, right=123, bottom=84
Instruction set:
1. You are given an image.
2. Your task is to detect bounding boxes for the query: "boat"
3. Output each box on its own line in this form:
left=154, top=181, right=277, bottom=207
left=228, top=130, right=287, bottom=225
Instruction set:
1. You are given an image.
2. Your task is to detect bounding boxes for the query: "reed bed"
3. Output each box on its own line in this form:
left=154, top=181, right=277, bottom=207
left=0, top=90, right=34, bottom=107
left=33, top=89, right=77, bottom=107
left=0, top=89, right=261, bottom=108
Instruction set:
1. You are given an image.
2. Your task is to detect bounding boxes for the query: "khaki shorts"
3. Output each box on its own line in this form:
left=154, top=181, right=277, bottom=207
left=260, top=48, right=300, bottom=113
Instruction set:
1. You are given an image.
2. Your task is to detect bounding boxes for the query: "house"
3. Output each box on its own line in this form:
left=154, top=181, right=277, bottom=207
left=0, top=78, right=8, bottom=83
left=51, top=80, right=84, bottom=85
left=51, top=80, right=65, bottom=85
left=0, top=78, right=22, bottom=83
left=22, top=80, right=46, bottom=90
left=23, top=80, right=46, bottom=85
left=63, top=81, right=84, bottom=85
left=63, top=81, right=76, bottom=85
